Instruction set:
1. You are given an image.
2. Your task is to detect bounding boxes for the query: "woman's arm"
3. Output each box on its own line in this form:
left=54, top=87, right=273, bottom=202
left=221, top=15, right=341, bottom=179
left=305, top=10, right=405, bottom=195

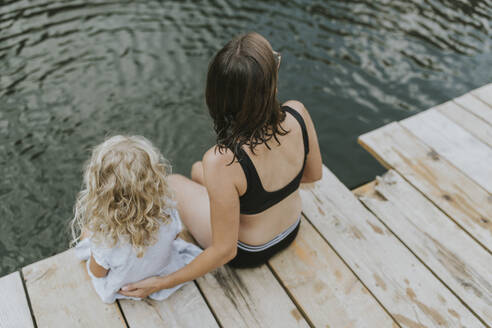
left=283, top=100, right=322, bottom=183
left=120, top=151, right=240, bottom=298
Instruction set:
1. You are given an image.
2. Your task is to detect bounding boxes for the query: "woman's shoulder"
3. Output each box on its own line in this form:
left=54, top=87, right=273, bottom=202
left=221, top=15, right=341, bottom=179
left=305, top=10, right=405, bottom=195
left=202, top=145, right=244, bottom=188
left=282, top=100, right=308, bottom=117
left=202, top=146, right=236, bottom=168
left=282, top=100, right=315, bottom=133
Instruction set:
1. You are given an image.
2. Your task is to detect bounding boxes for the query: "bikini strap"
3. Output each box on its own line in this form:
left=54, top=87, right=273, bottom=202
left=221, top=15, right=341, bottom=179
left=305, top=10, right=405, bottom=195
left=282, top=106, right=310, bottom=156
left=234, top=146, right=263, bottom=191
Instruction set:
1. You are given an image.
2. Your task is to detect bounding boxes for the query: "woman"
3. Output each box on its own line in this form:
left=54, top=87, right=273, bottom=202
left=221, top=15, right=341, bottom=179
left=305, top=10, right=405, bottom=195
left=120, top=32, right=322, bottom=298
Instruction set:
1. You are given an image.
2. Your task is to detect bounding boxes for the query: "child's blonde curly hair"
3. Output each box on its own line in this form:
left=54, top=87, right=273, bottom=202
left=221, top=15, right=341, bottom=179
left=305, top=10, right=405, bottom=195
left=71, top=135, right=173, bottom=257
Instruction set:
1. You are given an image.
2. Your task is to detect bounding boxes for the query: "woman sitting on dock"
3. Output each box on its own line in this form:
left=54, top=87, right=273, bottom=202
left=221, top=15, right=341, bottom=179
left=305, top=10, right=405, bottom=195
left=120, top=32, right=322, bottom=298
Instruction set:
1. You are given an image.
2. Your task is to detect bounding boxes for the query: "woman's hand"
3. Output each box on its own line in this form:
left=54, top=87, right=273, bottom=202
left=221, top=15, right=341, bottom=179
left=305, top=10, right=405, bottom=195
left=118, top=150, right=240, bottom=298
left=119, top=276, right=169, bottom=298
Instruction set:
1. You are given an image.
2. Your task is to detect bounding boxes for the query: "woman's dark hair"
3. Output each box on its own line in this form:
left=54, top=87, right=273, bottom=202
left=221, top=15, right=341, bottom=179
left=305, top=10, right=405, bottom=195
left=205, top=32, right=288, bottom=161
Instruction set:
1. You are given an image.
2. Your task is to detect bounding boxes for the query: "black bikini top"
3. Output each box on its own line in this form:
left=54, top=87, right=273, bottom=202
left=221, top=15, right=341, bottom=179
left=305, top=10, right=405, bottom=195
left=235, top=106, right=310, bottom=215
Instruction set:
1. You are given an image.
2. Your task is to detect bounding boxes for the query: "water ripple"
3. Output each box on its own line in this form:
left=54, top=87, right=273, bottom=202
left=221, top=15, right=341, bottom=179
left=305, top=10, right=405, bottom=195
left=0, top=0, right=491, bottom=275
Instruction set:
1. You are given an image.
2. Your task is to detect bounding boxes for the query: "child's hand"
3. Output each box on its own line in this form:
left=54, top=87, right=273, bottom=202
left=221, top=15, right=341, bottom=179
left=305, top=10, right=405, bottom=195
left=119, top=276, right=167, bottom=298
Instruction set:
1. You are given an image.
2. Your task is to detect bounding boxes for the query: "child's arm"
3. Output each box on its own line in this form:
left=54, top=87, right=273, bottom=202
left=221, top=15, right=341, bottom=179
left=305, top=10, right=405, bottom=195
left=89, top=254, right=109, bottom=278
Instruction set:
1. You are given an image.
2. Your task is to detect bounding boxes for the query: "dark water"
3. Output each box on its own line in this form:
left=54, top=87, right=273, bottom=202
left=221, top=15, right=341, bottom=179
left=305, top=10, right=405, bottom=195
left=0, top=0, right=491, bottom=276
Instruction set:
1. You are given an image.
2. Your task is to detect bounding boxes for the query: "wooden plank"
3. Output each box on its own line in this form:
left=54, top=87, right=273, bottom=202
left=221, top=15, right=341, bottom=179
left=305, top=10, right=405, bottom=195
left=196, top=264, right=309, bottom=328
left=401, top=109, right=492, bottom=193
left=454, top=93, right=492, bottom=125
left=300, top=166, right=485, bottom=328
left=22, top=249, right=126, bottom=328
left=471, top=83, right=492, bottom=107
left=119, top=282, right=218, bottom=328
left=356, top=170, right=492, bottom=325
left=119, top=226, right=218, bottom=328
left=437, top=101, right=492, bottom=148
left=176, top=228, right=309, bottom=327
left=353, top=180, right=377, bottom=195
left=268, top=216, right=397, bottom=328
left=352, top=180, right=376, bottom=195
left=0, top=271, right=35, bottom=328
left=358, top=122, right=492, bottom=253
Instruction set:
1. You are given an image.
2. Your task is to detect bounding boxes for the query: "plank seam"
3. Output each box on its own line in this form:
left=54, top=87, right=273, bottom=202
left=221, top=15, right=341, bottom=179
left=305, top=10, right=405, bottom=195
left=359, top=125, right=491, bottom=254
left=453, top=100, right=492, bottom=127
left=192, top=280, right=223, bottom=328
left=300, top=211, right=403, bottom=328
left=356, top=194, right=490, bottom=328
left=438, top=105, right=492, bottom=148
left=116, top=300, right=130, bottom=328
left=265, top=261, right=315, bottom=328
left=178, top=229, right=223, bottom=327
left=19, top=269, right=38, bottom=328
left=350, top=176, right=383, bottom=191
left=471, top=93, right=492, bottom=110
left=398, top=120, right=492, bottom=195
left=395, top=123, right=492, bottom=254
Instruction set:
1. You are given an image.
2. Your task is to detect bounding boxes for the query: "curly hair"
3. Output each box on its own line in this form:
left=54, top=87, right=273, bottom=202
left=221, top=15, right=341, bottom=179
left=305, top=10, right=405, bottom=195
left=71, top=135, right=173, bottom=257
left=206, top=32, right=288, bottom=161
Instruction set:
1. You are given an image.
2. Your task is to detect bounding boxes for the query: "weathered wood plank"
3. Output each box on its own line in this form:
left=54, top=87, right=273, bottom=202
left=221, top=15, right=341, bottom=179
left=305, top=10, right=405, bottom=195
left=454, top=93, right=492, bottom=125
left=269, top=216, right=397, bottom=328
left=300, top=166, right=484, bottom=328
left=0, top=271, right=34, bottom=328
left=196, top=264, right=309, bottom=328
left=358, top=122, right=492, bottom=253
left=22, top=249, right=126, bottom=328
left=177, top=228, right=309, bottom=327
left=471, top=83, right=492, bottom=107
left=352, top=181, right=376, bottom=196
left=119, top=282, right=218, bottom=328
left=437, top=101, right=492, bottom=148
left=401, top=109, right=492, bottom=193
left=356, top=170, right=492, bottom=324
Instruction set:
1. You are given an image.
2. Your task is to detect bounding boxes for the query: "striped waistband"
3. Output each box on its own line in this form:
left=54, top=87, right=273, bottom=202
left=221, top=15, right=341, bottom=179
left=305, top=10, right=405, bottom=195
left=237, top=216, right=301, bottom=252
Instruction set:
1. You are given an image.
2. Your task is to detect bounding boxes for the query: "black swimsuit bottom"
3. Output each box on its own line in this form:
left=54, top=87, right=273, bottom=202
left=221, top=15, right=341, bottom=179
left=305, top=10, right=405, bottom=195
left=227, top=106, right=309, bottom=268
left=228, top=217, right=301, bottom=268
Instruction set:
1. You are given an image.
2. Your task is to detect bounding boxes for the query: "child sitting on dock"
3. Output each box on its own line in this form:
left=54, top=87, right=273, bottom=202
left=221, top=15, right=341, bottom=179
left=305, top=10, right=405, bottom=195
left=71, top=135, right=202, bottom=303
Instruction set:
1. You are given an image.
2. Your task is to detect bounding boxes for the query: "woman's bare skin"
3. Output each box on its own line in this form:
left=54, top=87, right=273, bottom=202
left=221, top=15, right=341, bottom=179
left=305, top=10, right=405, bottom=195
left=119, top=100, right=322, bottom=298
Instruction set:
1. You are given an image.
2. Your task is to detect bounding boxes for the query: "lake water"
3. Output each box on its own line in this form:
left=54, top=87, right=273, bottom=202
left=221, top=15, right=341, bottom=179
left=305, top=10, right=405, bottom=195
left=0, top=0, right=490, bottom=276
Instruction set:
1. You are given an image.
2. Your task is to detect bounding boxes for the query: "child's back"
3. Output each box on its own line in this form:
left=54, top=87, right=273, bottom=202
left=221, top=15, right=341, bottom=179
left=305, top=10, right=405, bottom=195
left=75, top=206, right=201, bottom=303
left=71, top=135, right=201, bottom=303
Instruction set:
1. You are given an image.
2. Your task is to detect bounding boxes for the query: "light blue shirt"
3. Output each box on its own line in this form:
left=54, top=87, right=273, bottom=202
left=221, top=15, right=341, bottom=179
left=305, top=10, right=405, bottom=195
left=75, top=207, right=202, bottom=303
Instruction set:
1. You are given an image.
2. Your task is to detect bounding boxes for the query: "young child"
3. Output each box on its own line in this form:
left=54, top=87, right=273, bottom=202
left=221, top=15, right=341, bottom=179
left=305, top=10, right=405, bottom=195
left=71, top=135, right=201, bottom=303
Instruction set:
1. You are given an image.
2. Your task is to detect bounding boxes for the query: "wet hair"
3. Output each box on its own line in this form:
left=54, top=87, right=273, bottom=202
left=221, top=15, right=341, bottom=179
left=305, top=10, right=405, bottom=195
left=205, top=32, right=288, bottom=161
left=71, top=135, right=173, bottom=257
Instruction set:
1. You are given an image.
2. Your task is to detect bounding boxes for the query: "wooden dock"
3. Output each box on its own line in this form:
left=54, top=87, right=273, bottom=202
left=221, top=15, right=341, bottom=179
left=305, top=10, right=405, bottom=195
left=1, top=84, right=491, bottom=328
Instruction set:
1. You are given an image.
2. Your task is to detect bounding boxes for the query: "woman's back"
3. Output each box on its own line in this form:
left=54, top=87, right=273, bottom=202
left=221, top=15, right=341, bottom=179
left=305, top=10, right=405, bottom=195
left=116, top=33, right=322, bottom=297
left=231, top=101, right=320, bottom=245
